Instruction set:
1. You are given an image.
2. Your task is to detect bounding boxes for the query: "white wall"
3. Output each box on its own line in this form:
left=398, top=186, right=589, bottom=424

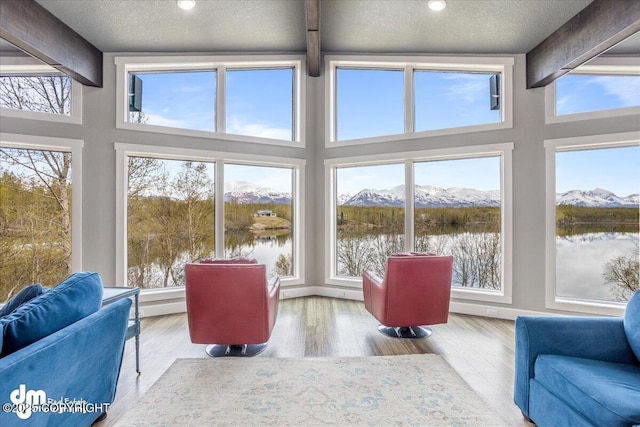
left=1, top=53, right=638, bottom=317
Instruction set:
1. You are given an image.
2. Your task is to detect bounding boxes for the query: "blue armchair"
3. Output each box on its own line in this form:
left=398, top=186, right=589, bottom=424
left=514, top=292, right=640, bottom=427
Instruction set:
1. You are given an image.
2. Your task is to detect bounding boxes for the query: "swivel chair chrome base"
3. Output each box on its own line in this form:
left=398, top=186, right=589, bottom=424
left=205, top=343, right=267, bottom=357
left=378, top=325, right=433, bottom=338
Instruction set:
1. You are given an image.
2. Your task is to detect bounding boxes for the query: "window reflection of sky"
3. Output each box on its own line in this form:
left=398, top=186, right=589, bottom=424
left=556, top=233, right=638, bottom=302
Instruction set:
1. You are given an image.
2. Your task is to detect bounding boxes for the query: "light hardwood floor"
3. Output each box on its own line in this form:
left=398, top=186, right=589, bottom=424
left=97, top=296, right=533, bottom=426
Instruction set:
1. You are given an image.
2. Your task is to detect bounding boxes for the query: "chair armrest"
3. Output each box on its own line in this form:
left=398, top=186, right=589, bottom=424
left=268, top=276, right=281, bottom=297
left=514, top=316, right=636, bottom=415
left=266, top=276, right=281, bottom=334
left=363, top=271, right=385, bottom=321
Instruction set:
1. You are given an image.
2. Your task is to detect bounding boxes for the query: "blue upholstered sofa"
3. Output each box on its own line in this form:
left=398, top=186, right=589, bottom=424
left=515, top=291, right=640, bottom=427
left=0, top=272, right=131, bottom=427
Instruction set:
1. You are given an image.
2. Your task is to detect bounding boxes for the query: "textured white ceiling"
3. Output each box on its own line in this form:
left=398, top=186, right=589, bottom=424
left=15, top=0, right=638, bottom=56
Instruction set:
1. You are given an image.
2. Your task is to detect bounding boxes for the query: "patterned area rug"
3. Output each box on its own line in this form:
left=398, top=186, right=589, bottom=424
left=115, top=354, right=507, bottom=426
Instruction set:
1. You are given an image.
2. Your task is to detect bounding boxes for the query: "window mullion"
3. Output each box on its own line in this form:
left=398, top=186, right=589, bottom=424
left=216, top=66, right=226, bottom=134
left=404, top=67, right=414, bottom=134
left=405, top=160, right=414, bottom=252
left=215, top=160, right=225, bottom=257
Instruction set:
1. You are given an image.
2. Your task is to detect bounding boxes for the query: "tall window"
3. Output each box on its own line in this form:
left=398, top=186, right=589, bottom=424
left=327, top=143, right=512, bottom=302
left=0, top=147, right=73, bottom=299
left=335, top=163, right=405, bottom=277
left=128, top=71, right=216, bottom=132
left=117, top=144, right=304, bottom=289
left=414, top=157, right=502, bottom=290
left=224, top=164, right=294, bottom=277
left=226, top=68, right=294, bottom=140
left=552, top=144, right=639, bottom=304
left=127, top=157, right=215, bottom=289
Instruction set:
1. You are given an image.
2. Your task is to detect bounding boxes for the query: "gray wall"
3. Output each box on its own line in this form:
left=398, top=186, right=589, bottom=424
left=1, top=53, right=638, bottom=314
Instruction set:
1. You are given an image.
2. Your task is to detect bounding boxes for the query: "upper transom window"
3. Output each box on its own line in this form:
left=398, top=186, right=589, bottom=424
left=0, top=59, right=82, bottom=124
left=115, top=56, right=304, bottom=147
left=326, top=56, right=514, bottom=147
left=545, top=58, right=640, bottom=124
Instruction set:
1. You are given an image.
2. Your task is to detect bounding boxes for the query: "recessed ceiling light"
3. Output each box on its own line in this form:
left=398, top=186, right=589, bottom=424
left=428, top=0, right=446, bottom=11
left=177, top=0, right=196, bottom=10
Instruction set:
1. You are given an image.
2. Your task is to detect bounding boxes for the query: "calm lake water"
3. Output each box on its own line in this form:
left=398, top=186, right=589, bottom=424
left=136, top=230, right=638, bottom=298
left=229, top=234, right=292, bottom=277
left=556, top=232, right=638, bottom=302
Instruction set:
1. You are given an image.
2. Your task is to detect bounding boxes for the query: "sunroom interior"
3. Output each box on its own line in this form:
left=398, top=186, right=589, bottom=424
left=2, top=0, right=637, bottom=320
left=1, top=1, right=639, bottom=425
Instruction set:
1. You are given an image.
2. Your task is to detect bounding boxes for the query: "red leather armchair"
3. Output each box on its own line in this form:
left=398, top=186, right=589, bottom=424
left=363, top=253, right=453, bottom=338
left=185, top=259, right=280, bottom=356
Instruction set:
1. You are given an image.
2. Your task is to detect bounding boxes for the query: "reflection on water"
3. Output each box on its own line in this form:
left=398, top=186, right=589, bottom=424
left=556, top=232, right=638, bottom=302
left=227, top=230, right=292, bottom=277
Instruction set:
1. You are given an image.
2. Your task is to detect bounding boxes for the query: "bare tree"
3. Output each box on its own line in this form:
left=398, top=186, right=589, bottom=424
left=273, top=253, right=293, bottom=276
left=0, top=74, right=74, bottom=298
left=450, top=233, right=501, bottom=289
left=603, top=242, right=639, bottom=301
left=336, top=233, right=374, bottom=277
left=371, top=233, right=404, bottom=277
left=0, top=75, right=71, bottom=114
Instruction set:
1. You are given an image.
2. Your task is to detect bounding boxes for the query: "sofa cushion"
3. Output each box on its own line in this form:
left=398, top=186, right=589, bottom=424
left=0, top=284, right=47, bottom=317
left=534, top=354, right=640, bottom=427
left=624, top=290, right=640, bottom=362
left=0, top=272, right=103, bottom=357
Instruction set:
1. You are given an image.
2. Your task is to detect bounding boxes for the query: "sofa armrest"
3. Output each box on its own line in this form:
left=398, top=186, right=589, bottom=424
left=0, top=299, right=131, bottom=427
left=514, top=315, right=636, bottom=416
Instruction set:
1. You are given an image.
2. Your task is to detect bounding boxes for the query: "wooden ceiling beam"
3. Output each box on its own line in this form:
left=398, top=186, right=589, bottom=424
left=305, top=0, right=321, bottom=77
left=0, top=0, right=103, bottom=87
left=526, top=0, right=640, bottom=89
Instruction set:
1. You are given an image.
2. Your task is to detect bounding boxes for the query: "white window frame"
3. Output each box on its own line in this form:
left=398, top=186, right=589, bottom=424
left=325, top=55, right=514, bottom=147
left=324, top=142, right=513, bottom=304
left=115, top=143, right=305, bottom=298
left=0, top=58, right=83, bottom=124
left=0, top=132, right=83, bottom=272
left=114, top=55, right=306, bottom=148
left=544, top=131, right=640, bottom=316
left=545, top=57, right=640, bottom=124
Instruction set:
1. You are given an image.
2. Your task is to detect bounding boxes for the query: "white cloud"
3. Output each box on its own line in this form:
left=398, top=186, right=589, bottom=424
left=441, top=74, right=487, bottom=104
left=145, top=112, right=191, bottom=129
left=226, top=116, right=291, bottom=141
left=593, top=76, right=640, bottom=107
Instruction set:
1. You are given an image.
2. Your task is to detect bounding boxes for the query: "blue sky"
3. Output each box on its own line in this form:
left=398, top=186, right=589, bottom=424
left=556, top=74, right=640, bottom=115
left=135, top=68, right=639, bottom=197
left=556, top=145, right=640, bottom=196
left=336, top=156, right=500, bottom=197
left=225, top=164, right=292, bottom=192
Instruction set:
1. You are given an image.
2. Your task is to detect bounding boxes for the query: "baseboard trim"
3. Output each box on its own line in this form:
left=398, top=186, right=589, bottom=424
left=448, top=301, right=552, bottom=320
left=135, top=286, right=566, bottom=320
left=138, top=301, right=186, bottom=318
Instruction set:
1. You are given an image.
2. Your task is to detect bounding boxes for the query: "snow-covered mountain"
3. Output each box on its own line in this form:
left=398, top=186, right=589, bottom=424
left=223, top=181, right=638, bottom=209
left=342, top=185, right=500, bottom=208
left=340, top=185, right=639, bottom=208
left=224, top=181, right=291, bottom=204
left=556, top=188, right=638, bottom=208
